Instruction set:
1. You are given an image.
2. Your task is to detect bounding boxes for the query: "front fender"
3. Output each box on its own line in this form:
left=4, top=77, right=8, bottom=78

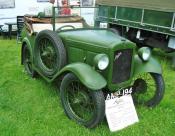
left=133, top=55, right=162, bottom=77
left=53, top=63, right=107, bottom=91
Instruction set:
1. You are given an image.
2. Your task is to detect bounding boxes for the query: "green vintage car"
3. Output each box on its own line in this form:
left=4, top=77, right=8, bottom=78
left=21, top=12, right=165, bottom=128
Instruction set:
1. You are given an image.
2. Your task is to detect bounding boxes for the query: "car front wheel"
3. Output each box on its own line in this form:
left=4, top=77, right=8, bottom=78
left=60, top=73, right=105, bottom=128
left=132, top=73, right=165, bottom=107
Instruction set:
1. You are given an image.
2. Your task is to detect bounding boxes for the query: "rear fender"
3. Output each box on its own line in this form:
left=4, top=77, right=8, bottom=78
left=21, top=37, right=32, bottom=65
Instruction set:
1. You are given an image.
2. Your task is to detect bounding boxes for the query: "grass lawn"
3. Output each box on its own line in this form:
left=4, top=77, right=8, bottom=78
left=0, top=39, right=175, bottom=136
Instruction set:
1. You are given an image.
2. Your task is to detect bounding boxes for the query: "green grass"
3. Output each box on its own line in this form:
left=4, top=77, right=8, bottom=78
left=0, top=39, right=175, bottom=136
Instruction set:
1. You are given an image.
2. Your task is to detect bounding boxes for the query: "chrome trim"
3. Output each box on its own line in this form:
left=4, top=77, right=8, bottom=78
left=115, top=6, right=118, bottom=20
left=140, top=9, right=145, bottom=26
left=171, top=13, right=175, bottom=31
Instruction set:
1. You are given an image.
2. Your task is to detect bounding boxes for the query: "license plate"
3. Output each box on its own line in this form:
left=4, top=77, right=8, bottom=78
left=106, top=87, right=133, bottom=100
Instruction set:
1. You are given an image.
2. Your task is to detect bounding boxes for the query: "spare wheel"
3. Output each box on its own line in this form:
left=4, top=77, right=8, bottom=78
left=34, top=30, right=66, bottom=77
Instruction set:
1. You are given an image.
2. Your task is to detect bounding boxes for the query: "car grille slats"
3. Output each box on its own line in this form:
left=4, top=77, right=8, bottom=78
left=112, top=49, right=133, bottom=84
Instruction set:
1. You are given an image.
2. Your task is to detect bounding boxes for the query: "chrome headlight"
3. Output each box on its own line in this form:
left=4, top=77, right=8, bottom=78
left=138, top=47, right=151, bottom=61
left=94, top=54, right=109, bottom=70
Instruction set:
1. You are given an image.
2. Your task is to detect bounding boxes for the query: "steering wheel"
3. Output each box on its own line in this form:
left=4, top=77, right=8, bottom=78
left=56, top=25, right=75, bottom=32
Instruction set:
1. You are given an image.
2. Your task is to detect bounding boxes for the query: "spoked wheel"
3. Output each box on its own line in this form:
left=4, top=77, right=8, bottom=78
left=60, top=73, right=105, bottom=128
left=34, top=30, right=66, bottom=77
left=23, top=44, right=36, bottom=77
left=39, top=38, right=58, bottom=72
left=132, top=73, right=165, bottom=107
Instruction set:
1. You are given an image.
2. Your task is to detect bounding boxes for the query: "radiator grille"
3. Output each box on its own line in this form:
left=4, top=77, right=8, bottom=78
left=112, top=49, right=133, bottom=84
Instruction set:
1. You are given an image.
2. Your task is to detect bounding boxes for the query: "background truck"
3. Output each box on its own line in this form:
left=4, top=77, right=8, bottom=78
left=95, top=0, right=175, bottom=68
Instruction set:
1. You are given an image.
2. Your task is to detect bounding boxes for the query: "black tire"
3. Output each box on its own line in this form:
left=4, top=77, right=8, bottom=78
left=133, top=73, right=165, bottom=107
left=23, top=44, right=36, bottom=77
left=60, top=73, right=105, bottom=128
left=34, top=30, right=66, bottom=77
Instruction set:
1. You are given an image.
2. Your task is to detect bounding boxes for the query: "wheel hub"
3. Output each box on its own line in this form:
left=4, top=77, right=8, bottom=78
left=42, top=47, right=54, bottom=57
left=133, top=78, right=147, bottom=94
left=73, top=91, right=90, bottom=107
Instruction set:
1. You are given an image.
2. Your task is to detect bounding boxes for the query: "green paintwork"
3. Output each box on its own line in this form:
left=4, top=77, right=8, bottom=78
left=143, top=10, right=173, bottom=27
left=29, top=62, right=107, bottom=91
left=53, top=63, right=107, bottom=90
left=58, top=29, right=127, bottom=49
left=96, top=5, right=175, bottom=36
left=21, top=37, right=33, bottom=64
left=58, top=29, right=137, bottom=91
left=21, top=14, right=163, bottom=92
left=133, top=55, right=162, bottom=77
left=37, top=12, right=45, bottom=18
left=96, top=0, right=175, bottom=12
left=117, top=7, right=142, bottom=22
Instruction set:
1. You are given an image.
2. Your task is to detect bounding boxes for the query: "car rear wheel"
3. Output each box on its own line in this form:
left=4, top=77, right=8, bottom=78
left=132, top=73, right=165, bottom=107
left=23, top=44, right=36, bottom=77
left=60, top=73, right=105, bottom=128
left=34, top=30, right=66, bottom=77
